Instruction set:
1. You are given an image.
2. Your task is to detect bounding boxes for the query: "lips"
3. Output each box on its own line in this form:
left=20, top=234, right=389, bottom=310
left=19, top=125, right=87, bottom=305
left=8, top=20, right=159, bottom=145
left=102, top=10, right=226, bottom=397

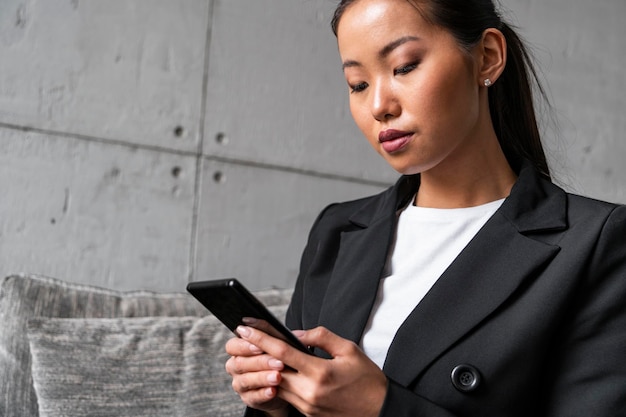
left=378, top=129, right=413, bottom=153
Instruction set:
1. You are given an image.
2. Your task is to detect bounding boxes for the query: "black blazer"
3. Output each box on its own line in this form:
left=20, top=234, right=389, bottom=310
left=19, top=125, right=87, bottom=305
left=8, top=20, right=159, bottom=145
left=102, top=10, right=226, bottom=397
left=249, top=162, right=626, bottom=417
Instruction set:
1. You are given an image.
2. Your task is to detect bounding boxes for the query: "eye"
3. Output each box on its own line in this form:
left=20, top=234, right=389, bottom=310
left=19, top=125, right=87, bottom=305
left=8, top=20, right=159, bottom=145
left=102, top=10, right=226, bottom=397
left=394, top=62, right=418, bottom=76
left=350, top=82, right=368, bottom=94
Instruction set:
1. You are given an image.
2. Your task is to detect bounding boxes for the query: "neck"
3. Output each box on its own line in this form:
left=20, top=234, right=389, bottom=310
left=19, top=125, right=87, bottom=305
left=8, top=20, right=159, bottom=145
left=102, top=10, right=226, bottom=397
left=414, top=135, right=517, bottom=209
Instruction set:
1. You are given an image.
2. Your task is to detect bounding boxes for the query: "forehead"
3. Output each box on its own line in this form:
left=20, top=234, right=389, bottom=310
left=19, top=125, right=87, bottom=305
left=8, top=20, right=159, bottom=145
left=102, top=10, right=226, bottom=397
left=336, top=0, right=438, bottom=53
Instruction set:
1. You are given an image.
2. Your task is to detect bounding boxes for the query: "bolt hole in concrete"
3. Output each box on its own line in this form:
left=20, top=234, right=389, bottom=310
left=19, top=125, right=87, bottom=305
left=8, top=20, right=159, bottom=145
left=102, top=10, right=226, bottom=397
left=215, top=132, right=228, bottom=145
left=171, top=166, right=182, bottom=178
left=213, top=171, right=226, bottom=183
left=174, top=126, right=185, bottom=138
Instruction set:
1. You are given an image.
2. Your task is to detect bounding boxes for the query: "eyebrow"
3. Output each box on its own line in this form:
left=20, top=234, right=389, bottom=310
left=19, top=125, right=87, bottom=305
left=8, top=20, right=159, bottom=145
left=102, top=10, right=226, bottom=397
left=342, top=35, right=421, bottom=70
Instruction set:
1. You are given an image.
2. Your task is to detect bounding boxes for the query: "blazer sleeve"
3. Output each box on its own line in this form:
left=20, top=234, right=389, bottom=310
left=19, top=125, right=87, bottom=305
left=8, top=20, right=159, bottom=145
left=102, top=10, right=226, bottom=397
left=539, top=204, right=626, bottom=416
left=285, top=202, right=340, bottom=331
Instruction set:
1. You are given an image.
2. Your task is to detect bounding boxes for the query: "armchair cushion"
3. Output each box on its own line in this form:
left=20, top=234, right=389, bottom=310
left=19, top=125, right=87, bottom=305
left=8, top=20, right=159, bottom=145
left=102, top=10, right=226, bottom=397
left=0, top=274, right=291, bottom=417
left=27, top=310, right=286, bottom=417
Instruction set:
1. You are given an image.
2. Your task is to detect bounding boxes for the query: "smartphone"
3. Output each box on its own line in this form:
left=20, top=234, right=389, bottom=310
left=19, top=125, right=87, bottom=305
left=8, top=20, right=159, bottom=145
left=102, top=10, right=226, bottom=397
left=186, top=278, right=311, bottom=354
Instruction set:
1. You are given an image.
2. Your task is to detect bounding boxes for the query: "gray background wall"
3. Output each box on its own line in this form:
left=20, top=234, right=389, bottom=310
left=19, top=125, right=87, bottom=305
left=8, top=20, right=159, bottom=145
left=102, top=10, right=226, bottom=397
left=0, top=0, right=623, bottom=292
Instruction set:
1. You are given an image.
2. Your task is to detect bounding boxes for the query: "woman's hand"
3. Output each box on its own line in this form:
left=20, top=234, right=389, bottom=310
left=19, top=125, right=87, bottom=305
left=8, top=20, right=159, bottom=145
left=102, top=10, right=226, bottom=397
left=237, top=325, right=388, bottom=417
left=224, top=335, right=290, bottom=417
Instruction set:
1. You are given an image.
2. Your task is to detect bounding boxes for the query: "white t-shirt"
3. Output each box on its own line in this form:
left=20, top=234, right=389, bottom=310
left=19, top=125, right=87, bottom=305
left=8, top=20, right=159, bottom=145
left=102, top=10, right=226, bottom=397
left=360, top=198, right=505, bottom=369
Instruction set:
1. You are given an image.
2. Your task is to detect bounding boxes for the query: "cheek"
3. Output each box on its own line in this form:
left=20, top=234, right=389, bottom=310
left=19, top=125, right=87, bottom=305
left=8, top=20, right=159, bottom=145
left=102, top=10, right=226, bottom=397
left=420, top=67, right=478, bottom=129
left=349, top=99, right=378, bottom=146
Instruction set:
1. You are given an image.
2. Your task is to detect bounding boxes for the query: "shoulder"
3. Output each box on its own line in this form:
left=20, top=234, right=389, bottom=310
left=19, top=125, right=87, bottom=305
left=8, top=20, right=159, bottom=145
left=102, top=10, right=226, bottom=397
left=297, top=183, right=400, bottom=271
left=557, top=191, right=626, bottom=278
left=316, top=194, right=381, bottom=225
left=569, top=193, right=626, bottom=256
left=311, top=174, right=420, bottom=232
left=566, top=191, right=621, bottom=213
left=310, top=184, right=397, bottom=234
left=565, top=191, right=624, bottom=226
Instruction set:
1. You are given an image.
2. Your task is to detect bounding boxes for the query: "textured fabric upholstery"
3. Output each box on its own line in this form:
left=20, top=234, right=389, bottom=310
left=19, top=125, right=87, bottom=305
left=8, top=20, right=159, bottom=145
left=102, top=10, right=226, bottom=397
left=27, top=311, right=286, bottom=417
left=0, top=274, right=292, bottom=417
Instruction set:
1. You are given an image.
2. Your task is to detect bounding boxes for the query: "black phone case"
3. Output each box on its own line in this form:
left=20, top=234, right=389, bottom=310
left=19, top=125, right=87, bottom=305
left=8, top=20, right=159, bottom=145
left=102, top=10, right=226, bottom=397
left=186, top=278, right=310, bottom=354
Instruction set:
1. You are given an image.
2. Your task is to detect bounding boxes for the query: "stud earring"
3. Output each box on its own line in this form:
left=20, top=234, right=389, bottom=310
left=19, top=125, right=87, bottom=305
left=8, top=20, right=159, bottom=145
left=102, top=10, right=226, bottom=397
left=484, top=79, right=493, bottom=87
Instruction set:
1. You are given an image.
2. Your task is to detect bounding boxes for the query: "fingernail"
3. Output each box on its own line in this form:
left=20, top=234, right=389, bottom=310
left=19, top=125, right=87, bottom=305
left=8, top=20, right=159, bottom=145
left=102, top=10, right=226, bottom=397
left=264, top=387, right=275, bottom=398
left=249, top=344, right=262, bottom=354
left=268, top=359, right=283, bottom=369
left=292, top=330, right=305, bottom=337
left=242, top=317, right=258, bottom=325
left=236, top=326, right=251, bottom=338
left=267, top=373, right=279, bottom=384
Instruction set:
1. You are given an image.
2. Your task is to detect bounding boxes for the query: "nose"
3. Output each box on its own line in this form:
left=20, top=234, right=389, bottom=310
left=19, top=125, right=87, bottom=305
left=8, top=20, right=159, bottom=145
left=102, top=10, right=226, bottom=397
left=371, top=78, right=400, bottom=121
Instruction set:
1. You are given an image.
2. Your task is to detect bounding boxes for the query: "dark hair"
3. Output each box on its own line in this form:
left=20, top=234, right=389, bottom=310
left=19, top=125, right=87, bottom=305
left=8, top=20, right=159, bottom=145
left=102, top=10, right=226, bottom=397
left=331, top=0, right=551, bottom=180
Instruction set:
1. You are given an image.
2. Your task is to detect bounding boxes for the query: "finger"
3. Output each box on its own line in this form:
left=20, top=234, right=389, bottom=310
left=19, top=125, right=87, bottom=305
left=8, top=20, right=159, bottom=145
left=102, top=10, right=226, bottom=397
left=276, top=371, right=324, bottom=417
left=238, top=386, right=287, bottom=414
left=237, top=325, right=311, bottom=371
left=225, top=335, right=263, bottom=356
left=295, top=326, right=358, bottom=359
left=225, top=354, right=285, bottom=376
left=231, top=369, right=282, bottom=393
left=232, top=372, right=287, bottom=411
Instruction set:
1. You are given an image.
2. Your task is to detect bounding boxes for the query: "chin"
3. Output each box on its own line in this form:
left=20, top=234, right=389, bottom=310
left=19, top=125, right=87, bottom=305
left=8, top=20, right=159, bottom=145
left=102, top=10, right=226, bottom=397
left=391, top=166, right=422, bottom=176
left=385, top=160, right=425, bottom=176
left=385, top=155, right=443, bottom=177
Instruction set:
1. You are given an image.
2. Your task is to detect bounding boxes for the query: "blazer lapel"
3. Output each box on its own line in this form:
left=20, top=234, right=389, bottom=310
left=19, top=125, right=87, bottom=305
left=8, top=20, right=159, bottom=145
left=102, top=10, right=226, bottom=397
left=383, top=163, right=567, bottom=385
left=315, top=176, right=420, bottom=352
left=382, top=214, right=560, bottom=385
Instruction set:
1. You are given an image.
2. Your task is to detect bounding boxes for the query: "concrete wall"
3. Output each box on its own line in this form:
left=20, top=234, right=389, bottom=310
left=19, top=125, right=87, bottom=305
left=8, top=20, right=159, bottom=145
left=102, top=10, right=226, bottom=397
left=0, top=0, right=623, bottom=292
left=506, top=0, right=626, bottom=201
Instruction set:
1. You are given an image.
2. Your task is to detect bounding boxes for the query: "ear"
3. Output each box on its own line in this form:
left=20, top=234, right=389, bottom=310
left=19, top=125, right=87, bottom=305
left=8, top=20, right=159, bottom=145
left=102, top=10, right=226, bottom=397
left=476, top=28, right=507, bottom=87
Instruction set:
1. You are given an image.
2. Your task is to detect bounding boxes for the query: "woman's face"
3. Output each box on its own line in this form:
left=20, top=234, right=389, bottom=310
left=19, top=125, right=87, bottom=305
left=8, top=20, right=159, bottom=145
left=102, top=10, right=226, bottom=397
left=337, top=0, right=485, bottom=176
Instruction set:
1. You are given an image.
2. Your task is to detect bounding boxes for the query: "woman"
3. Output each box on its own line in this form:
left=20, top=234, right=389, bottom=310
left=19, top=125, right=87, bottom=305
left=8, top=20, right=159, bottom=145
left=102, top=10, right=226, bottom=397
left=226, top=0, right=626, bottom=416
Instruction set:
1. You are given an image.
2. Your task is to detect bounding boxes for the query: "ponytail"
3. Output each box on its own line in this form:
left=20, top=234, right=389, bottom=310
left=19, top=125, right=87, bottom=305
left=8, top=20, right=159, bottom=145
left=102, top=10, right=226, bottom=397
left=489, top=22, right=551, bottom=179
